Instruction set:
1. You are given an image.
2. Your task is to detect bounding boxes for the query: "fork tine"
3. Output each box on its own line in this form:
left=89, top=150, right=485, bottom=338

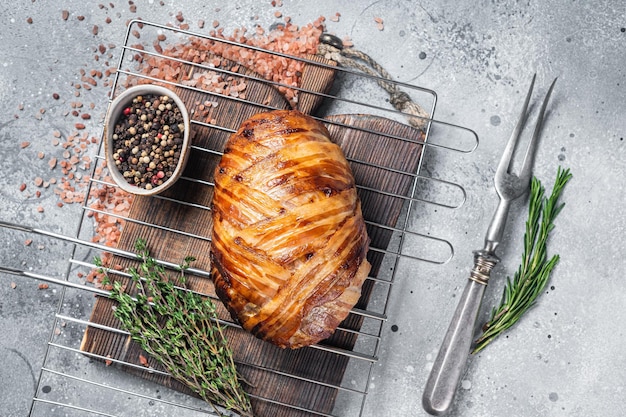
left=496, top=74, right=537, bottom=177
left=519, top=77, right=558, bottom=181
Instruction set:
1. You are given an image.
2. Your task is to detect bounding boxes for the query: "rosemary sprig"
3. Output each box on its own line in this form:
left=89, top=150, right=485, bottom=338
left=98, top=239, right=253, bottom=417
left=472, top=167, right=572, bottom=354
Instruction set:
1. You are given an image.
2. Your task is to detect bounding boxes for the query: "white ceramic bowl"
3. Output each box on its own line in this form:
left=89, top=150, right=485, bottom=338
left=104, top=84, right=190, bottom=196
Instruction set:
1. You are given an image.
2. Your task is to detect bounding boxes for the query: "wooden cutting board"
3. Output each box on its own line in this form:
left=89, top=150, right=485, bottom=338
left=81, top=53, right=425, bottom=417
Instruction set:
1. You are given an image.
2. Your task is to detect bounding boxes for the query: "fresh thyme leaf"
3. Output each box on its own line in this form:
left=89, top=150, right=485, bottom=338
left=472, top=167, right=572, bottom=354
left=100, top=240, right=253, bottom=417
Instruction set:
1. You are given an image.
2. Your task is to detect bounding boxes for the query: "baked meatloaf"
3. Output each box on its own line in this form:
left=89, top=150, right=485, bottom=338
left=210, top=110, right=371, bottom=349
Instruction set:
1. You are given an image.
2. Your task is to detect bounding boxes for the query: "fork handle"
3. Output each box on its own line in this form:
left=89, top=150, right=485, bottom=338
left=422, top=252, right=498, bottom=416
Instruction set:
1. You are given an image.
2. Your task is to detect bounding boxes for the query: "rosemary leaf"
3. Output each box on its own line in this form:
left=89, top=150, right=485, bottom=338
left=472, top=167, right=572, bottom=354
left=100, top=239, right=253, bottom=417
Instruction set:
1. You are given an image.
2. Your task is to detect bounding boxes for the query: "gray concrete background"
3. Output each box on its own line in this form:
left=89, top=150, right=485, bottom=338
left=1, top=1, right=624, bottom=416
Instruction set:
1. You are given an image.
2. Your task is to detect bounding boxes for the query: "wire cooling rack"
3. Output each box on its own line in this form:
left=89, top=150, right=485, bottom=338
left=1, top=20, right=478, bottom=417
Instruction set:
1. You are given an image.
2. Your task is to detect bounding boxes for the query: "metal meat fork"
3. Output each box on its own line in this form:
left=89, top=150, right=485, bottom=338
left=422, top=74, right=557, bottom=416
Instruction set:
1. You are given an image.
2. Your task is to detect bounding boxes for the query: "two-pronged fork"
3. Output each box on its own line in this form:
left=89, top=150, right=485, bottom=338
left=422, top=74, right=558, bottom=416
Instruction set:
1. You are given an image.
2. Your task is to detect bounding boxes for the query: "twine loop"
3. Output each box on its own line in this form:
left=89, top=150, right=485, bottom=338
left=317, top=34, right=429, bottom=130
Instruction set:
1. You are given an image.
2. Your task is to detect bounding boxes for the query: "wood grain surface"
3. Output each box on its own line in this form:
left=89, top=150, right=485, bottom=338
left=81, top=55, right=425, bottom=417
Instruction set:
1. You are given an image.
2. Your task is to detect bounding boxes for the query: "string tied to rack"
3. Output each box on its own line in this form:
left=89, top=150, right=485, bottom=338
left=317, top=33, right=429, bottom=130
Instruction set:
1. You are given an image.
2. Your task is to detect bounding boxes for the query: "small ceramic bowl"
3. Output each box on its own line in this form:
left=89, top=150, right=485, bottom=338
left=104, top=84, right=190, bottom=196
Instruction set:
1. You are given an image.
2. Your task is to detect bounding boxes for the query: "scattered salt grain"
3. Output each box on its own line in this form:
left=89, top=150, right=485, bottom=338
left=374, top=17, right=384, bottom=31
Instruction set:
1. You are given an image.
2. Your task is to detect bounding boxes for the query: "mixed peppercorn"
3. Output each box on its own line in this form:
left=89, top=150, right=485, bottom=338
left=111, top=93, right=185, bottom=190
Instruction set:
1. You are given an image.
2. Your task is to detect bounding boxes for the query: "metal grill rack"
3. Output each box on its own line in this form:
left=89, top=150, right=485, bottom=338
left=2, top=20, right=478, bottom=417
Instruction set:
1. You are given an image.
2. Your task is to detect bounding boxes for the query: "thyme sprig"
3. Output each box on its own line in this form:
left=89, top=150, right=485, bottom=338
left=473, top=167, right=572, bottom=354
left=98, top=239, right=253, bottom=417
